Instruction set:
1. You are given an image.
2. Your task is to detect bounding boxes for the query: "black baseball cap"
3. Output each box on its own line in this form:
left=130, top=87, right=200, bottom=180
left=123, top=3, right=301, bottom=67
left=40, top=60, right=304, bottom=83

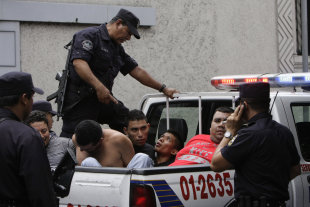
left=32, top=100, right=57, bottom=116
left=115, top=8, right=140, bottom=39
left=0, top=71, right=44, bottom=96
left=236, top=82, right=270, bottom=103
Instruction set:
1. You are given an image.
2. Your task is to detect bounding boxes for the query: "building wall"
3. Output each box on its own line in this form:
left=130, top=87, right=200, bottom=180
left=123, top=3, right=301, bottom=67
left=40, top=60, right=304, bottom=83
left=18, top=0, right=279, bottom=134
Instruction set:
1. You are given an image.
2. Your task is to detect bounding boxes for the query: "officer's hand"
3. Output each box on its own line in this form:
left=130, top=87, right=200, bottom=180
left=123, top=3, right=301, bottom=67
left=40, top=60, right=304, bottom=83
left=163, top=88, right=179, bottom=99
left=226, top=104, right=245, bottom=136
left=95, top=85, right=118, bottom=104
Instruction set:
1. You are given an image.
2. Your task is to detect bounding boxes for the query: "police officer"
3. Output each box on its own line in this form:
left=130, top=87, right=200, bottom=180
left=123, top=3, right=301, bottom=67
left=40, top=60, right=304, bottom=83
left=61, top=8, right=178, bottom=138
left=0, top=72, right=56, bottom=207
left=211, top=82, right=301, bottom=207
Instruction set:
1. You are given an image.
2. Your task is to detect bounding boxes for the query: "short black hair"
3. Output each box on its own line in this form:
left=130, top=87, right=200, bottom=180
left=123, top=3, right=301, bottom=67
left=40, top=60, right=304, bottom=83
left=75, top=120, right=102, bottom=146
left=0, top=91, right=34, bottom=107
left=25, top=110, right=48, bottom=126
left=241, top=98, right=270, bottom=112
left=215, top=106, right=234, bottom=114
left=125, top=109, right=147, bottom=127
left=166, top=129, right=184, bottom=151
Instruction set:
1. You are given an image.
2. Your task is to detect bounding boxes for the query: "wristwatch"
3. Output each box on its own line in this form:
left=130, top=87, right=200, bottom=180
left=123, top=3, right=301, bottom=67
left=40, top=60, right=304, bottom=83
left=159, top=84, right=166, bottom=92
left=224, top=131, right=233, bottom=140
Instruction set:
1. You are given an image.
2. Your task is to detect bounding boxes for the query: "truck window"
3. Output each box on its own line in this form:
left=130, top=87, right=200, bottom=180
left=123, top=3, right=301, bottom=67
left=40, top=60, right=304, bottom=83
left=146, top=100, right=232, bottom=146
left=291, top=103, right=310, bottom=161
left=146, top=101, right=198, bottom=146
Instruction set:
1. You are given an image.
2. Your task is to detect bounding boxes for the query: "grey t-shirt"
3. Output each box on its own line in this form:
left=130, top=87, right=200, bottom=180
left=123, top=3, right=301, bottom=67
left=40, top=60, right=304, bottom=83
left=46, top=136, right=75, bottom=171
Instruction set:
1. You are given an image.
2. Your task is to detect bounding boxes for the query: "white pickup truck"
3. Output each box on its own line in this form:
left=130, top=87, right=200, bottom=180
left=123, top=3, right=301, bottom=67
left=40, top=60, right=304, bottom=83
left=55, top=73, right=310, bottom=207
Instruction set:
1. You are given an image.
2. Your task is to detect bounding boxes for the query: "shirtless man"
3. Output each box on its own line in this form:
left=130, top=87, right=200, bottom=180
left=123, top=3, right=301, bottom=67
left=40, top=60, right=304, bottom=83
left=73, top=120, right=153, bottom=168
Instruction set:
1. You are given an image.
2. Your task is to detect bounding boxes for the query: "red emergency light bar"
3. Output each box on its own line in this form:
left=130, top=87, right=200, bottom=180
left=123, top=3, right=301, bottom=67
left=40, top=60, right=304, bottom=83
left=244, top=78, right=269, bottom=83
left=222, top=79, right=235, bottom=84
left=211, top=73, right=310, bottom=90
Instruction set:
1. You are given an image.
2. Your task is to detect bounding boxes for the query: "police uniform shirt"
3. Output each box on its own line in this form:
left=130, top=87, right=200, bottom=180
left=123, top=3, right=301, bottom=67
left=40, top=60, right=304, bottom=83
left=0, top=108, right=56, bottom=207
left=221, top=113, right=300, bottom=201
left=69, top=23, right=138, bottom=91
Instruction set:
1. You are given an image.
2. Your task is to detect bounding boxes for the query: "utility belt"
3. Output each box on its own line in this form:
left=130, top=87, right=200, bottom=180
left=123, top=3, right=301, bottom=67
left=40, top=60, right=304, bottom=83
left=0, top=198, right=30, bottom=207
left=63, top=82, right=97, bottom=112
left=67, top=82, right=96, bottom=97
left=237, top=196, right=285, bottom=207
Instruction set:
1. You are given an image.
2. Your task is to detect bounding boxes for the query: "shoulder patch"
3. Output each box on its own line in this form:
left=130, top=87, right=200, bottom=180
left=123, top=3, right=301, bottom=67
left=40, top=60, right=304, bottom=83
left=228, top=135, right=238, bottom=146
left=82, top=40, right=93, bottom=51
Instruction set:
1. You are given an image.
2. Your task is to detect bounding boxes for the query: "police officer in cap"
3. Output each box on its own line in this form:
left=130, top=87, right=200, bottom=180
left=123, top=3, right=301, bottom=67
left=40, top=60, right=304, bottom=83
left=61, top=8, right=178, bottom=138
left=211, top=82, right=301, bottom=207
left=0, top=72, right=56, bottom=207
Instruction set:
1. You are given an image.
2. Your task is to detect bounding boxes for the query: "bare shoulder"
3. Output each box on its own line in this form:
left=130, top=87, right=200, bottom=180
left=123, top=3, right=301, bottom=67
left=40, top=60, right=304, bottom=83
left=72, top=134, right=78, bottom=147
left=104, top=129, right=131, bottom=144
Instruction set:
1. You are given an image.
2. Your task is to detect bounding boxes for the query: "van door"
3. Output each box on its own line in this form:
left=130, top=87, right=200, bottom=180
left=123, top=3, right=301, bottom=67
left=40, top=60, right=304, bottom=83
left=281, top=96, right=310, bottom=207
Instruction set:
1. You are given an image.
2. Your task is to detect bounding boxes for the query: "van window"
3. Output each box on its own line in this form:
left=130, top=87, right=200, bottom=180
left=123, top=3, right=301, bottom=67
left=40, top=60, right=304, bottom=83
left=291, top=103, right=310, bottom=161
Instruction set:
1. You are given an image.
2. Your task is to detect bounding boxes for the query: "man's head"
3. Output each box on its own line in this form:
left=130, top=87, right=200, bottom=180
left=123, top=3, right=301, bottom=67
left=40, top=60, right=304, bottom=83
left=210, top=107, right=234, bottom=144
left=0, top=72, right=43, bottom=120
left=238, top=82, right=270, bottom=118
left=155, top=129, right=184, bottom=157
left=74, top=120, right=103, bottom=153
left=25, top=111, right=50, bottom=146
left=108, top=9, right=140, bottom=44
left=32, top=100, right=57, bottom=131
left=124, top=109, right=150, bottom=147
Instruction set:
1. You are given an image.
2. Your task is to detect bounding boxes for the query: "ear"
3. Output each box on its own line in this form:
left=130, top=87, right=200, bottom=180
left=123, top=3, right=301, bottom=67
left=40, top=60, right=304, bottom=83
left=115, top=19, right=123, bottom=27
left=20, top=93, right=29, bottom=105
left=123, top=127, right=128, bottom=135
left=171, top=149, right=178, bottom=156
left=243, top=101, right=249, bottom=110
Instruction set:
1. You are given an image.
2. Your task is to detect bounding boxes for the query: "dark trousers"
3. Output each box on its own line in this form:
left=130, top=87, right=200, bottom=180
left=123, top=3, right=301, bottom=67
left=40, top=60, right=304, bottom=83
left=0, top=199, right=30, bottom=207
left=61, top=93, right=129, bottom=138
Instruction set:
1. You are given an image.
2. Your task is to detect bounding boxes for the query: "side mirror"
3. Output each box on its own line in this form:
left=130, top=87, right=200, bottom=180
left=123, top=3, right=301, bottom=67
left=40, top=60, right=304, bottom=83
left=53, top=148, right=77, bottom=198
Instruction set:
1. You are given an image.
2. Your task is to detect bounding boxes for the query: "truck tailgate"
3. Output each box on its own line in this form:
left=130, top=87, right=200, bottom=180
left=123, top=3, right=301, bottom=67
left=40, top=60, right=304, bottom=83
left=59, top=167, right=132, bottom=207
left=131, top=165, right=234, bottom=207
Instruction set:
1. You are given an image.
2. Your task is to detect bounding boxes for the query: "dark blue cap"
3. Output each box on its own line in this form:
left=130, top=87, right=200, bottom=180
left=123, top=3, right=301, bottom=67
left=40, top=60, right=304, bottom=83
left=0, top=72, right=44, bottom=96
left=32, top=100, right=57, bottom=116
left=115, top=8, right=140, bottom=39
left=238, top=82, right=270, bottom=101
